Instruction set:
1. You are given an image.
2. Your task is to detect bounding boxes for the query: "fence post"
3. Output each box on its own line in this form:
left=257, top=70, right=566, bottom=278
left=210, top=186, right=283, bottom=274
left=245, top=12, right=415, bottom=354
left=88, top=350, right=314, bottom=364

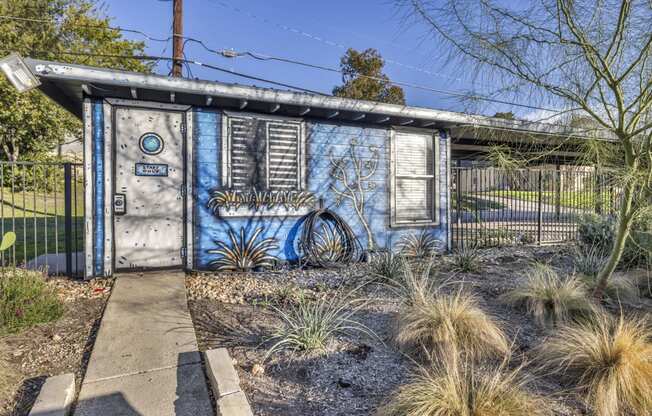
left=537, top=170, right=543, bottom=244
left=64, top=163, right=73, bottom=276
left=555, top=164, right=561, bottom=221
left=594, top=167, right=603, bottom=214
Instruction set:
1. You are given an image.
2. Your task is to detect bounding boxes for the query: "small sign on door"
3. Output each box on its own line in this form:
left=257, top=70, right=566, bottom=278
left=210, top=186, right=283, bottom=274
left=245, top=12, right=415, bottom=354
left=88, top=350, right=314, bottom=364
left=135, top=163, right=169, bottom=177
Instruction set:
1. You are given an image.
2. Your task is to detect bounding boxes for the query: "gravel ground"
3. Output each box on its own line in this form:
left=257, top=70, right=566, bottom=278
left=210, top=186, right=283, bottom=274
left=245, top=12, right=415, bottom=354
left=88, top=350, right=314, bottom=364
left=0, top=275, right=113, bottom=416
left=187, top=245, right=649, bottom=416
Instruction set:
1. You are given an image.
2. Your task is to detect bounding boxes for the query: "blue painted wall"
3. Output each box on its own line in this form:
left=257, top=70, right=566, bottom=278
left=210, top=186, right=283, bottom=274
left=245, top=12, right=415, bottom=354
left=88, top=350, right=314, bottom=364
left=193, top=108, right=449, bottom=270
left=92, top=100, right=104, bottom=276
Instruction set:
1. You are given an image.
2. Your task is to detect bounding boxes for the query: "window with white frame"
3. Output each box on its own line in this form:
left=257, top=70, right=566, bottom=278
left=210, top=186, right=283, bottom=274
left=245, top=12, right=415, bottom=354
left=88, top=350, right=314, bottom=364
left=391, top=130, right=439, bottom=225
left=223, top=114, right=305, bottom=190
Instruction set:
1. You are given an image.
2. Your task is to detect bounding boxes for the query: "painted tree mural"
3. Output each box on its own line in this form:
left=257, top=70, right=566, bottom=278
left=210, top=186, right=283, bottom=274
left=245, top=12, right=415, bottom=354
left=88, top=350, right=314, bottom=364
left=329, top=138, right=379, bottom=250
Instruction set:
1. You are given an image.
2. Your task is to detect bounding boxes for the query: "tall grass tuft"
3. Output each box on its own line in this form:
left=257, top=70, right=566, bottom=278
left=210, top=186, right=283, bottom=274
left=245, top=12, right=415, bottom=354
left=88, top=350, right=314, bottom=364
left=395, top=289, right=509, bottom=361
left=377, top=353, right=551, bottom=416
left=397, top=231, right=441, bottom=258
left=502, top=264, right=596, bottom=327
left=369, top=251, right=405, bottom=283
left=539, top=313, right=652, bottom=416
left=266, top=288, right=374, bottom=357
left=573, top=243, right=609, bottom=277
left=450, top=245, right=482, bottom=273
left=0, top=268, right=64, bottom=334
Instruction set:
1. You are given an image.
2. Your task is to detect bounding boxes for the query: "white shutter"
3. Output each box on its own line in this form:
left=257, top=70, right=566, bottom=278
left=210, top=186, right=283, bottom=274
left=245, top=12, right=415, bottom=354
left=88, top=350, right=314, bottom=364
left=393, top=131, right=437, bottom=224
left=266, top=121, right=300, bottom=190
left=226, top=115, right=303, bottom=191
left=228, top=117, right=257, bottom=189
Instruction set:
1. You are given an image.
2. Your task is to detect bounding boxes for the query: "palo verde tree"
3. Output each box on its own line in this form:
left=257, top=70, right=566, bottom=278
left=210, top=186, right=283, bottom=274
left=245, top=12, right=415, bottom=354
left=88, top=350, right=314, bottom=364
left=333, top=48, right=406, bottom=105
left=0, top=0, right=151, bottom=162
left=401, top=0, right=652, bottom=297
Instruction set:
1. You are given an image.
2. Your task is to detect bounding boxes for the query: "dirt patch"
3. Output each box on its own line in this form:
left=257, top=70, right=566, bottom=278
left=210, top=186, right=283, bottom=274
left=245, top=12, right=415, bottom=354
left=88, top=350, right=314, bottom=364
left=0, top=276, right=112, bottom=416
left=186, top=245, right=648, bottom=416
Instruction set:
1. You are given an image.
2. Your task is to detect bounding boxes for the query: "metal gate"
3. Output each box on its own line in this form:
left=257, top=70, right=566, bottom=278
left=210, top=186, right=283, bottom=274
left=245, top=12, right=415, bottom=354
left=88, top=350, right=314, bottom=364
left=0, top=161, right=84, bottom=276
left=451, top=166, right=621, bottom=247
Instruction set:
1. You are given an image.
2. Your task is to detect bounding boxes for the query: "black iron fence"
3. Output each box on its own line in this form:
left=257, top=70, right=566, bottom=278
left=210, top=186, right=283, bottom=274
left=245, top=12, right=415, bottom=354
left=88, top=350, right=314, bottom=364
left=0, top=161, right=84, bottom=276
left=451, top=166, right=621, bottom=248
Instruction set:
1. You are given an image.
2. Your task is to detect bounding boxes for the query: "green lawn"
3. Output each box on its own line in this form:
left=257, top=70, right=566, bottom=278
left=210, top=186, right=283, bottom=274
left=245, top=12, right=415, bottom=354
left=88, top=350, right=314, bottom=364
left=452, top=195, right=506, bottom=211
left=483, top=190, right=618, bottom=210
left=1, top=187, right=84, bottom=265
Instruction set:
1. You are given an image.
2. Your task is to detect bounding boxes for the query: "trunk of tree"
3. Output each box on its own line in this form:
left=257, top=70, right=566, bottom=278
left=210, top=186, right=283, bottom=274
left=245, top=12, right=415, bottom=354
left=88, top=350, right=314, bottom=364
left=593, top=180, right=636, bottom=298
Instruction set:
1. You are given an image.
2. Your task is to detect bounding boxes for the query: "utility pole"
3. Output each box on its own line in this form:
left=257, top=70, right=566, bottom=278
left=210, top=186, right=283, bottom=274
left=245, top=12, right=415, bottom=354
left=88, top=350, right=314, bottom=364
left=172, top=0, right=183, bottom=77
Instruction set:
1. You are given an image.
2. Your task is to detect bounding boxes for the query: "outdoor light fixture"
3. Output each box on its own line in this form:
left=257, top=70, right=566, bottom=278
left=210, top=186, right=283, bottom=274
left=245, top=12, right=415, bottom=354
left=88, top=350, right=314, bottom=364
left=0, top=53, right=40, bottom=93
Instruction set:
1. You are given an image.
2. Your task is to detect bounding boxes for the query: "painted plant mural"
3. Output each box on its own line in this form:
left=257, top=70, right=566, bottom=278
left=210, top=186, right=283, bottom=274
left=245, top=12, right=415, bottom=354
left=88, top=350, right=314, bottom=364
left=329, top=138, right=379, bottom=250
left=208, top=227, right=278, bottom=271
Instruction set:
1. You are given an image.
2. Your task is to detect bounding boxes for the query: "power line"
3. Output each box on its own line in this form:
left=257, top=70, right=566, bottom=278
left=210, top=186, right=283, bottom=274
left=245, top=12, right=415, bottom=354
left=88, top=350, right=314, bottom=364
left=0, top=48, right=326, bottom=94
left=208, top=0, right=484, bottom=88
left=0, top=13, right=562, bottom=113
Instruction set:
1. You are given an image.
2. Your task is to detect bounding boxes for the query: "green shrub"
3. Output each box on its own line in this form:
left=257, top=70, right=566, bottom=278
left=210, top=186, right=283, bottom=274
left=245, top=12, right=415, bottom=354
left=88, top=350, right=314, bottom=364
left=0, top=268, right=64, bottom=334
left=577, top=213, right=615, bottom=252
left=573, top=243, right=609, bottom=277
left=622, top=210, right=652, bottom=268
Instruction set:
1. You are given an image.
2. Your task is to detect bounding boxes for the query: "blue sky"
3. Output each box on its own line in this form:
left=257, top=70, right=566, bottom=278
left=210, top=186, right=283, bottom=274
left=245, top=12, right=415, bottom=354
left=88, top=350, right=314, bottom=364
left=104, top=0, right=513, bottom=116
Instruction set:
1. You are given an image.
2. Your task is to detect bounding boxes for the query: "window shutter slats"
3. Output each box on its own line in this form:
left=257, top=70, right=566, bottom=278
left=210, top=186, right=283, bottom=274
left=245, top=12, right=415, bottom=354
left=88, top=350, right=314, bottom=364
left=226, top=116, right=303, bottom=191
left=393, top=131, right=437, bottom=224
left=267, top=121, right=299, bottom=190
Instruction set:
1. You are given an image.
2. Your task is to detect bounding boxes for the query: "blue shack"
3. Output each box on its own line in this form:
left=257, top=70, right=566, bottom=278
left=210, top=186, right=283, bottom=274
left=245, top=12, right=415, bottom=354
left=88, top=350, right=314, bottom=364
left=2, top=56, right=567, bottom=279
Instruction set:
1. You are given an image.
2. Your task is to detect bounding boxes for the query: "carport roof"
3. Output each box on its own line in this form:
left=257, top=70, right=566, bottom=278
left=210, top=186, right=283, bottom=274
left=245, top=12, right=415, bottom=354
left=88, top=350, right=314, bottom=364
left=23, top=57, right=592, bottom=143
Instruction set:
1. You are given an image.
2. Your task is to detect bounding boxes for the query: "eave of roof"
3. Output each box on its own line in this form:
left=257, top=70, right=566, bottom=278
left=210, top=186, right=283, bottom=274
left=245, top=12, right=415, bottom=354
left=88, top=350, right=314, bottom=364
left=24, top=57, right=592, bottom=141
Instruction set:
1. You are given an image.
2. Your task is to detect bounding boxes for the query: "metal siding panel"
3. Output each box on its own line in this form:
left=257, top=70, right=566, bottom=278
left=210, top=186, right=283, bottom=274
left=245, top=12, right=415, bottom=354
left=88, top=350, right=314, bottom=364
left=83, top=99, right=94, bottom=278
left=186, top=110, right=194, bottom=269
left=92, top=100, right=104, bottom=277
left=102, top=102, right=113, bottom=276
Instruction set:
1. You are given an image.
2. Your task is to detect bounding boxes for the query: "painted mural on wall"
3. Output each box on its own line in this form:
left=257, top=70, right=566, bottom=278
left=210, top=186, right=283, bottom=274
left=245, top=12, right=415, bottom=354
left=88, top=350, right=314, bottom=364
left=328, top=138, right=380, bottom=250
left=207, top=226, right=278, bottom=271
left=192, top=109, right=449, bottom=270
left=207, top=189, right=315, bottom=214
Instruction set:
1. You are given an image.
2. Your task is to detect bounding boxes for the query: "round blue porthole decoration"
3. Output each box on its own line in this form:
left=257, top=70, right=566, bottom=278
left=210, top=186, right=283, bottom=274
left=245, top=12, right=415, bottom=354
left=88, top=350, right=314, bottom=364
left=139, top=133, right=164, bottom=155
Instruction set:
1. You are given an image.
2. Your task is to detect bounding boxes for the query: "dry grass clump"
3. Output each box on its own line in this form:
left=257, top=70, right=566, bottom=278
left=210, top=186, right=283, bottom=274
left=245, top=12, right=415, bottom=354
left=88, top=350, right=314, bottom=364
left=539, top=313, right=652, bottom=416
left=581, top=273, right=639, bottom=303
left=395, top=289, right=509, bottom=361
left=502, top=264, right=596, bottom=327
left=377, top=355, right=551, bottom=416
left=0, top=342, right=17, bottom=398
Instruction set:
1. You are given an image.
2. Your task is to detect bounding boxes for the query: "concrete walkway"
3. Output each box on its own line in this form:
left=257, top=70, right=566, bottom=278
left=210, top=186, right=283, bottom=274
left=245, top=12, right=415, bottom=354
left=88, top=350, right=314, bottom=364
left=74, top=272, right=213, bottom=416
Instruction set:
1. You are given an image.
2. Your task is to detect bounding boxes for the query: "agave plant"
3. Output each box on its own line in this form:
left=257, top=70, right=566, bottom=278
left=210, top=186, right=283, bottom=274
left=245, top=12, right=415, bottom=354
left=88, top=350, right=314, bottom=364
left=312, top=223, right=347, bottom=263
left=397, top=231, right=441, bottom=258
left=289, top=191, right=316, bottom=210
left=208, top=227, right=278, bottom=271
left=207, top=189, right=316, bottom=212
left=207, top=190, right=241, bottom=212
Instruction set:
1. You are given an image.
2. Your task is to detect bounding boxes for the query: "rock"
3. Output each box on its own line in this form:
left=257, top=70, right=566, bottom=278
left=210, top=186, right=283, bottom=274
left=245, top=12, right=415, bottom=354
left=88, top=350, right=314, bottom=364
left=251, top=363, right=265, bottom=377
left=337, top=377, right=352, bottom=388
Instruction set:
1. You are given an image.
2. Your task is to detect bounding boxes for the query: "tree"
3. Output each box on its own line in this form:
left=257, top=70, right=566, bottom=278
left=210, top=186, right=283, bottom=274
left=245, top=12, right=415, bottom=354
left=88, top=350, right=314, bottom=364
left=401, top=0, right=651, bottom=297
left=0, top=0, right=151, bottom=161
left=333, top=48, right=406, bottom=105
left=493, top=112, right=515, bottom=120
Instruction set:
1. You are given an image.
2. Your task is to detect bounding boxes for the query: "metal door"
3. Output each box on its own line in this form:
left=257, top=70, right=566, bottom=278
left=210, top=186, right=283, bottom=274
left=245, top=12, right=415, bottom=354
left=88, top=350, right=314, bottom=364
left=113, top=106, right=185, bottom=270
